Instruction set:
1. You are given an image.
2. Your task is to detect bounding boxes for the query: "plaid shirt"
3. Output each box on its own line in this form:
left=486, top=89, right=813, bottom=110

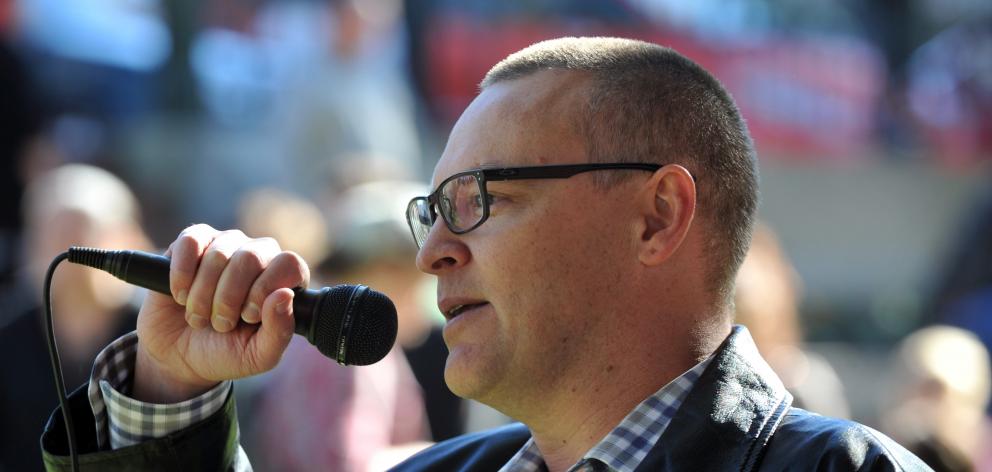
left=89, top=332, right=709, bottom=472
left=499, top=356, right=713, bottom=472
left=88, top=332, right=231, bottom=450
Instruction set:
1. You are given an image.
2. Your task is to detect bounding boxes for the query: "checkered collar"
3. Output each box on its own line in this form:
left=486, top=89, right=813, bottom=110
left=499, top=355, right=713, bottom=472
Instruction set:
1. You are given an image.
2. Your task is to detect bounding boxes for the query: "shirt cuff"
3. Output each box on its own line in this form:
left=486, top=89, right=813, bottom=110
left=87, top=331, right=233, bottom=450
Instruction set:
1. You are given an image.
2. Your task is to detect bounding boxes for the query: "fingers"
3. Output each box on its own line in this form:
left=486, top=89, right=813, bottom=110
left=245, top=288, right=296, bottom=373
left=212, top=237, right=281, bottom=329
left=243, top=251, right=310, bottom=324
left=168, top=224, right=219, bottom=307
left=166, top=225, right=309, bottom=334
left=186, top=230, right=251, bottom=331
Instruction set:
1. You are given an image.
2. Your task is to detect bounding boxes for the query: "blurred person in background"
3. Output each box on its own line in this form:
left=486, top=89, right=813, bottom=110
left=237, top=187, right=332, bottom=269
left=903, top=15, right=992, bottom=164
left=188, top=0, right=422, bottom=211
left=272, top=0, right=422, bottom=195
left=929, top=182, right=992, bottom=392
left=0, top=164, right=150, bottom=471
left=881, top=325, right=991, bottom=472
left=0, top=39, right=45, bottom=299
left=234, top=183, right=439, bottom=471
left=734, top=223, right=850, bottom=419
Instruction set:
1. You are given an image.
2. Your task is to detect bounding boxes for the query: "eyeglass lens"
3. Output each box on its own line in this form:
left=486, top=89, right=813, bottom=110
left=407, top=173, right=487, bottom=248
left=407, top=198, right=432, bottom=248
left=441, top=174, right=485, bottom=231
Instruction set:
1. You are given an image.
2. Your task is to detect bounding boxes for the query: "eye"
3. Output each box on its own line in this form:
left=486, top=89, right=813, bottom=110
left=472, top=193, right=493, bottom=208
left=439, top=196, right=455, bottom=218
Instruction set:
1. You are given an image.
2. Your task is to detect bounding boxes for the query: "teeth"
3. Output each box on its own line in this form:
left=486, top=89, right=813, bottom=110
left=447, top=304, right=477, bottom=318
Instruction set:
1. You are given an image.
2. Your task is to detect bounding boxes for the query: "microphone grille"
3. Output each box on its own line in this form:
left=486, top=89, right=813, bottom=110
left=312, top=285, right=397, bottom=366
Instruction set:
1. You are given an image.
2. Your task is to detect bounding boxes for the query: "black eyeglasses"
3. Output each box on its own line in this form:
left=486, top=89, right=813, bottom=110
left=405, top=163, right=665, bottom=248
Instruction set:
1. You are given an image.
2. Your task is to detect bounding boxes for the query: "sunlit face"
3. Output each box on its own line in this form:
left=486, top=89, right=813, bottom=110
left=415, top=70, right=642, bottom=412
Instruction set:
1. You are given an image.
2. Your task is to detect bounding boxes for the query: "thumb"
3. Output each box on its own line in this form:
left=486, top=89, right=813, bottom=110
left=248, top=287, right=295, bottom=373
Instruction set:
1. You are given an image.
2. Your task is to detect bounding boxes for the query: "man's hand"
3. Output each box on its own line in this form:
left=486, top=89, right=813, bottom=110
left=133, top=224, right=309, bottom=403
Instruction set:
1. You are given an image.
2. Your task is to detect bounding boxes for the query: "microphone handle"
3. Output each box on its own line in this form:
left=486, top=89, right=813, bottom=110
left=67, top=248, right=319, bottom=336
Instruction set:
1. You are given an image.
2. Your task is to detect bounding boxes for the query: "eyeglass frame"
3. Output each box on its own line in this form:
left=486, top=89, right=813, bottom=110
left=406, top=162, right=683, bottom=247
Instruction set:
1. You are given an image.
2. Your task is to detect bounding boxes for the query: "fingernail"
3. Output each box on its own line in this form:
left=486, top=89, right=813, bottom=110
left=213, top=317, right=234, bottom=332
left=279, top=301, right=294, bottom=340
left=241, top=303, right=260, bottom=324
left=187, top=312, right=207, bottom=328
left=176, top=289, right=188, bottom=306
left=277, top=298, right=292, bottom=317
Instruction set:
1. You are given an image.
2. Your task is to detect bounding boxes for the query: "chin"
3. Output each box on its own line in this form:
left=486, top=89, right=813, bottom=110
left=443, top=347, right=500, bottom=401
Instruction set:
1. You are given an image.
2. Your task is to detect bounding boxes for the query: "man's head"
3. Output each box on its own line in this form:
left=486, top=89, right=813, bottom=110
left=23, top=163, right=150, bottom=310
left=413, top=37, right=758, bottom=416
left=483, top=37, right=758, bottom=299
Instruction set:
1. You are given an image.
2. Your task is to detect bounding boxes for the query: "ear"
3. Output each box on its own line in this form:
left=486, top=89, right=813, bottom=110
left=636, top=164, right=696, bottom=266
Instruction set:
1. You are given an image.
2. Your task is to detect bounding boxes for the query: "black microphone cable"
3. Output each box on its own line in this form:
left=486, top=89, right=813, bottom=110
left=43, top=251, right=80, bottom=472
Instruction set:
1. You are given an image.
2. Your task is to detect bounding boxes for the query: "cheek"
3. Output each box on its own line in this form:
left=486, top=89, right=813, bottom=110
left=486, top=206, right=626, bottom=331
left=528, top=206, right=629, bottom=286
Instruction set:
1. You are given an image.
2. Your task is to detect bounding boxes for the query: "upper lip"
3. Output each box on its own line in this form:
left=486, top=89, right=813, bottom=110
left=438, top=297, right=489, bottom=320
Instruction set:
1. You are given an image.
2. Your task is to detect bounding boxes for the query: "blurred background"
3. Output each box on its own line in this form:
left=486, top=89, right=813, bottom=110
left=1, top=0, right=990, bottom=470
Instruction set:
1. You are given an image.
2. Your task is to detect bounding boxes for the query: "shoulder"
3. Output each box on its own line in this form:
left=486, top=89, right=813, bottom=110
left=762, top=408, right=932, bottom=471
left=391, top=423, right=531, bottom=471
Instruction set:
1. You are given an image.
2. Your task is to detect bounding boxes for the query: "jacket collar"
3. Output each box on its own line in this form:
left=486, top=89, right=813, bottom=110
left=636, top=325, right=793, bottom=471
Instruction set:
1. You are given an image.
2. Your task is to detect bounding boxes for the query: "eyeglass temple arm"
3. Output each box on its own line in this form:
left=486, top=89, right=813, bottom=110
left=483, top=163, right=664, bottom=181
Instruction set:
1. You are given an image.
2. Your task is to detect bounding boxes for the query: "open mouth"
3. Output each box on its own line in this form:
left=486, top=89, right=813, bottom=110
left=446, top=302, right=489, bottom=320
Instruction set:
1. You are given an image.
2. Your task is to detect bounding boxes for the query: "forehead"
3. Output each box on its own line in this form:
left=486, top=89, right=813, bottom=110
left=431, top=70, right=590, bottom=187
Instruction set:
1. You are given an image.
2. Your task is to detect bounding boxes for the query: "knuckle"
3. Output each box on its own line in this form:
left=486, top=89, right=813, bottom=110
left=219, top=229, right=247, bottom=240
left=189, top=223, right=216, bottom=233
left=231, top=249, right=266, bottom=273
left=202, top=246, right=233, bottom=267
left=175, top=232, right=206, bottom=255
left=179, top=223, right=214, bottom=240
left=273, top=251, right=309, bottom=285
left=270, top=250, right=293, bottom=265
left=175, top=233, right=196, bottom=250
left=257, top=236, right=279, bottom=249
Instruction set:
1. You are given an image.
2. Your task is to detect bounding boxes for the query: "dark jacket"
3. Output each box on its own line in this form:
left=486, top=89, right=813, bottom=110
left=40, top=326, right=931, bottom=471
left=41, top=381, right=244, bottom=471
left=0, top=305, right=135, bottom=472
left=393, top=326, right=930, bottom=471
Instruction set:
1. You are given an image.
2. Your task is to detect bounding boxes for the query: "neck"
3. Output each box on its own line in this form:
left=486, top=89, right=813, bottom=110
left=519, top=302, right=732, bottom=472
left=527, top=365, right=669, bottom=472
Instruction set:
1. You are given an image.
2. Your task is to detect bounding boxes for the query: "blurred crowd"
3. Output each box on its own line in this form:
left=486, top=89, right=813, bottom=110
left=1, top=0, right=990, bottom=471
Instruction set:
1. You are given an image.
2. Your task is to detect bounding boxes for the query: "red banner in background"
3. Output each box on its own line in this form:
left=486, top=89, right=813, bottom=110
left=420, top=16, right=890, bottom=163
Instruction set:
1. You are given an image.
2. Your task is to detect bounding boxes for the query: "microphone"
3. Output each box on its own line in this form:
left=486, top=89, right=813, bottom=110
left=65, top=247, right=397, bottom=366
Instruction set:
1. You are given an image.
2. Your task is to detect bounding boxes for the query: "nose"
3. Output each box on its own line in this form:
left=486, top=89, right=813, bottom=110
left=415, top=222, right=471, bottom=275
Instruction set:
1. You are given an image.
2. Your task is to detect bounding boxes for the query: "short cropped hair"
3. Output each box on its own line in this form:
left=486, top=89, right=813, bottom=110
left=482, top=37, right=758, bottom=301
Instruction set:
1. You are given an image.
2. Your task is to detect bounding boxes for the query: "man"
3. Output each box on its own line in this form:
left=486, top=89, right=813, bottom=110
left=41, top=37, right=928, bottom=471
left=2, top=164, right=149, bottom=471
